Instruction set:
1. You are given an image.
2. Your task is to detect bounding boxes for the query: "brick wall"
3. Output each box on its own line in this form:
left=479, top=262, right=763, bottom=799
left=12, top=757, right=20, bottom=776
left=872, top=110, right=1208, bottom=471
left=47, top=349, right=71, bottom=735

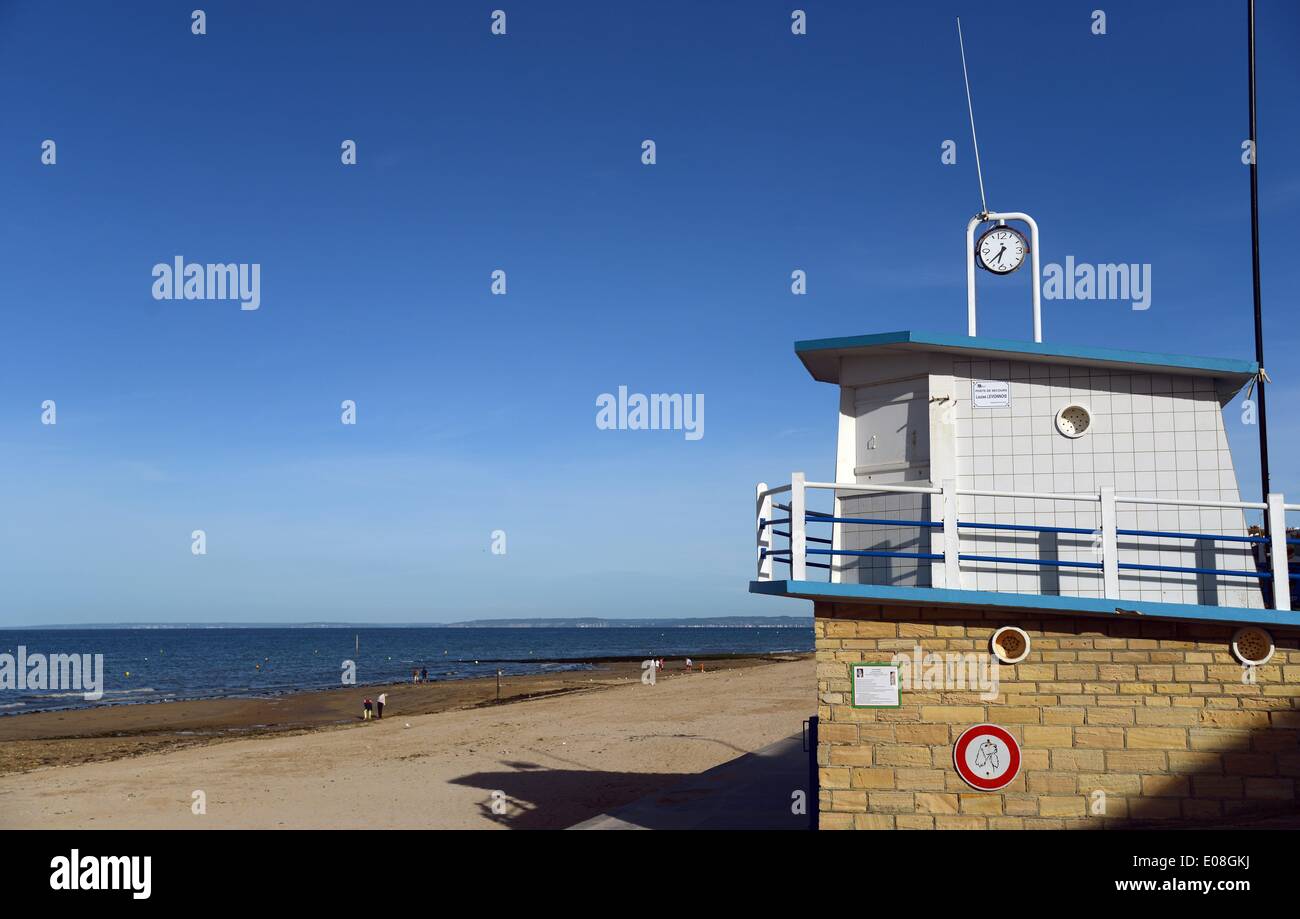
left=816, top=602, right=1300, bottom=829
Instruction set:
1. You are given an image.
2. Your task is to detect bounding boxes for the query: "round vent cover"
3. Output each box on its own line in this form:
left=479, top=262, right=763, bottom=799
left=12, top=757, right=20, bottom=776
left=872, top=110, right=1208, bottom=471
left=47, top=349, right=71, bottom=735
left=1231, top=626, right=1274, bottom=666
left=1055, top=403, right=1092, bottom=438
left=990, top=626, right=1032, bottom=664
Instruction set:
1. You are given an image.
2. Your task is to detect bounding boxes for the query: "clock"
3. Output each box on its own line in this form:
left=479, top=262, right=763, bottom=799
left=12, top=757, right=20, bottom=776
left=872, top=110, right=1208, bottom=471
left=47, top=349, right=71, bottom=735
left=976, top=225, right=1028, bottom=275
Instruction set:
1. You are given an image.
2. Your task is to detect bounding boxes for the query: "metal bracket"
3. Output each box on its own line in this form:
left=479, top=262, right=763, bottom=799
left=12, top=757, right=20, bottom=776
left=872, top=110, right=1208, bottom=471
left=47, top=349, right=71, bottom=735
left=966, top=211, right=1043, bottom=343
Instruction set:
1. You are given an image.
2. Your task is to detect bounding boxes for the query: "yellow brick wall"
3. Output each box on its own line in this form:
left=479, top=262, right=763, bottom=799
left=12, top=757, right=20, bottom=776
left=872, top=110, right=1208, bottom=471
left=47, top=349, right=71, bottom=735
left=815, top=602, right=1300, bottom=829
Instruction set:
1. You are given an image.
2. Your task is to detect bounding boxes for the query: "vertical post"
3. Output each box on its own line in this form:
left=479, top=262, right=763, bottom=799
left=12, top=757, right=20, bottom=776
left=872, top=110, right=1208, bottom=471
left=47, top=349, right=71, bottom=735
left=942, top=478, right=960, bottom=589
left=966, top=217, right=980, bottom=336
left=496, top=669, right=502, bottom=702
left=1267, top=493, right=1289, bottom=611
left=831, top=487, right=842, bottom=585
left=1100, top=486, right=1120, bottom=599
left=967, top=217, right=977, bottom=335
left=1024, top=215, right=1043, bottom=344
left=791, top=472, right=807, bottom=581
left=1247, top=0, right=1271, bottom=507
left=756, top=483, right=773, bottom=581
left=806, top=714, right=819, bottom=831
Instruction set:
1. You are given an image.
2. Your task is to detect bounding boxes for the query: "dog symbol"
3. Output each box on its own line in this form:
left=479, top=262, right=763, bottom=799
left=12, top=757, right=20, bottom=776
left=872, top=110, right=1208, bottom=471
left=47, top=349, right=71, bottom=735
left=974, top=738, right=1000, bottom=775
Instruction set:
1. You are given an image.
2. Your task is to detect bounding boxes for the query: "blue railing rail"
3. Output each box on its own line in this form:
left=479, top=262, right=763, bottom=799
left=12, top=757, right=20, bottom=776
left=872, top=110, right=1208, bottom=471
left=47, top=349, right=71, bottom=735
left=755, top=475, right=1297, bottom=612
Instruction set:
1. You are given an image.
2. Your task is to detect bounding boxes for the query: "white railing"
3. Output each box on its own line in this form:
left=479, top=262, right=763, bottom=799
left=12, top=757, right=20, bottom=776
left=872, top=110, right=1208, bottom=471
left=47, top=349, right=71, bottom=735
left=755, top=474, right=1294, bottom=612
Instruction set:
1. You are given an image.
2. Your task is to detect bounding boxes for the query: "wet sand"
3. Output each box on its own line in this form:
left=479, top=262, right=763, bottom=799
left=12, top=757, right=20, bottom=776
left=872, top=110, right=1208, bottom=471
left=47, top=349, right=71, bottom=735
left=0, top=654, right=801, bottom=775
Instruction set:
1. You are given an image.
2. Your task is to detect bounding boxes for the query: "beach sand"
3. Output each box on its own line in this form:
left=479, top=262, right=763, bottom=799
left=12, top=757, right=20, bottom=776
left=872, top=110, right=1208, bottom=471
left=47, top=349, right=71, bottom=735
left=0, top=655, right=813, bottom=829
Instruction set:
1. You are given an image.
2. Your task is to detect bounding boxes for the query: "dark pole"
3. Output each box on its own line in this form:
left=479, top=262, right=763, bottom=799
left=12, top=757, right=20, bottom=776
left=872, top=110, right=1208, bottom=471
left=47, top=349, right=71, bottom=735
left=1248, top=0, right=1271, bottom=506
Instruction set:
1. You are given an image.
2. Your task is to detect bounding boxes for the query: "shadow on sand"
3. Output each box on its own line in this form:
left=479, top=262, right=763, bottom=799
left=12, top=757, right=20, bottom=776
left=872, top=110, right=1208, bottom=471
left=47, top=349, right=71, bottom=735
left=450, top=734, right=811, bottom=830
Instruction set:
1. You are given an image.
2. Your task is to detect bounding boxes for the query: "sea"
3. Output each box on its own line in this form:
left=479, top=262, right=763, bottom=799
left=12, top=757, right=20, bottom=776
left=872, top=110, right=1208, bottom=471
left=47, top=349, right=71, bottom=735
left=0, top=626, right=813, bottom=715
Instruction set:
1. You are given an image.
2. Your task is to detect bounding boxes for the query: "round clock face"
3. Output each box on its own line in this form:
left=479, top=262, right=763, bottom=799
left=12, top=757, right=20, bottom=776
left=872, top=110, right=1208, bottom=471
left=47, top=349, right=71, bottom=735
left=976, top=226, right=1028, bottom=275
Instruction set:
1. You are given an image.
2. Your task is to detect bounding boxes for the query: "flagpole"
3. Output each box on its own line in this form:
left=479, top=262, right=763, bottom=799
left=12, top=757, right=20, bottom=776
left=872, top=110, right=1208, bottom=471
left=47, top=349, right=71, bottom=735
left=1247, top=0, right=1270, bottom=505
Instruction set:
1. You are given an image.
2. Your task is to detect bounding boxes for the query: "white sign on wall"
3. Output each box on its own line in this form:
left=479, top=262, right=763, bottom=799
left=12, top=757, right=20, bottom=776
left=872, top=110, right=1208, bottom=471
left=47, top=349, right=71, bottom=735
left=972, top=379, right=1011, bottom=408
left=850, top=663, right=901, bottom=708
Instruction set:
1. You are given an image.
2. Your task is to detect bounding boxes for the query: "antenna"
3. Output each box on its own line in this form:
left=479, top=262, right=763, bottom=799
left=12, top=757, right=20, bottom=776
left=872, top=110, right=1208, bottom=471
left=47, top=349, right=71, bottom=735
left=957, top=18, right=989, bottom=216
left=957, top=18, right=1042, bottom=342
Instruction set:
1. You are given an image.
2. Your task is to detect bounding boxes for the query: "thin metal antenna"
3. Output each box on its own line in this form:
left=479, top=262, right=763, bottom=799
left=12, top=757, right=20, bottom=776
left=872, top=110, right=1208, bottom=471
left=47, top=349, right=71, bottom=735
left=957, top=18, right=988, bottom=216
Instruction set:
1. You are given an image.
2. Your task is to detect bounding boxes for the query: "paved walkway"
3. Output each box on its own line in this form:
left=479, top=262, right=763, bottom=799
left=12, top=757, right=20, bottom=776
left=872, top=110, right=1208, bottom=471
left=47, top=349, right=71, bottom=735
left=571, top=732, right=812, bottom=830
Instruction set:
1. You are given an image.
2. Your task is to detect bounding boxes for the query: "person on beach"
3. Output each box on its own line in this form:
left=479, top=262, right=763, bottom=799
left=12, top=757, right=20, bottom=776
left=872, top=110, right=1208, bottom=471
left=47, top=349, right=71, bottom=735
left=684, top=657, right=693, bottom=671
left=376, top=692, right=386, bottom=719
left=363, top=697, right=373, bottom=720
left=412, top=668, right=419, bottom=684
left=420, top=666, right=428, bottom=683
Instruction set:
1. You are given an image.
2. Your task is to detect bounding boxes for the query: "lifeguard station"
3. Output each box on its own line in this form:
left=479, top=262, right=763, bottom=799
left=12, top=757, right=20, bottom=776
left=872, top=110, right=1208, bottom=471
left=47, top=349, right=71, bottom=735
left=751, top=209, right=1300, bottom=829
left=759, top=328, right=1276, bottom=612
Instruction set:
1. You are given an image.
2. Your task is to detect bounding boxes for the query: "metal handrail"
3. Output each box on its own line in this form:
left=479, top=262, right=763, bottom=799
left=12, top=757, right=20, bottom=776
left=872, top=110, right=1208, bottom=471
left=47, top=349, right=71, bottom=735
left=755, top=473, right=1294, bottom=612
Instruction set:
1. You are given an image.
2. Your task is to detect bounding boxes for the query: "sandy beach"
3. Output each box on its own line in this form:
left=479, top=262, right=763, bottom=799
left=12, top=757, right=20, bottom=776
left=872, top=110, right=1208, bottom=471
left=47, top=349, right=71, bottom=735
left=0, top=655, right=813, bottom=829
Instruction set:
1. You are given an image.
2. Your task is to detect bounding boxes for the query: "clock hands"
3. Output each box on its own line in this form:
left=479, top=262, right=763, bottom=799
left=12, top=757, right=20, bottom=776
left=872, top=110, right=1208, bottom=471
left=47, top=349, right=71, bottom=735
left=975, top=226, right=1025, bottom=274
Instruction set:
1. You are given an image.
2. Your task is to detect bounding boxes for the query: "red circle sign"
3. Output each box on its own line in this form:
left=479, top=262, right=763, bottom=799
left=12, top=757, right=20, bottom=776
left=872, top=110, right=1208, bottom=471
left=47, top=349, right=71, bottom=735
left=953, top=723, right=1021, bottom=791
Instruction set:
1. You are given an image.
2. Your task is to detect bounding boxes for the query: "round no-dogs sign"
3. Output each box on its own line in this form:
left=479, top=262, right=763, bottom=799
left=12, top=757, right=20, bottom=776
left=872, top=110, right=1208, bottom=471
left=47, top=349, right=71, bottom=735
left=953, top=724, right=1021, bottom=791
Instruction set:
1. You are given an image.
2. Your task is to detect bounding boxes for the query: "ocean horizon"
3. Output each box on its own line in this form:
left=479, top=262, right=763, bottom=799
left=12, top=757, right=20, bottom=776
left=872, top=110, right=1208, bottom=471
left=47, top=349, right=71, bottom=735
left=0, top=616, right=812, bottom=630
left=0, top=626, right=813, bottom=715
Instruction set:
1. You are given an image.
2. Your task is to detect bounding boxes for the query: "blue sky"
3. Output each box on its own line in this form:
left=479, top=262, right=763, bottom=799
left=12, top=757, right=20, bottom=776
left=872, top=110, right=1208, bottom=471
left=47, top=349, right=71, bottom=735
left=1, top=1, right=1297, bottom=624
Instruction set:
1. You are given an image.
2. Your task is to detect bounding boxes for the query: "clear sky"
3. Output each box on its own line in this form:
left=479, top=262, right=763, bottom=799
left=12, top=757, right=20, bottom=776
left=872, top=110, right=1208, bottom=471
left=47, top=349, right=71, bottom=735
left=1, top=1, right=1298, bottom=624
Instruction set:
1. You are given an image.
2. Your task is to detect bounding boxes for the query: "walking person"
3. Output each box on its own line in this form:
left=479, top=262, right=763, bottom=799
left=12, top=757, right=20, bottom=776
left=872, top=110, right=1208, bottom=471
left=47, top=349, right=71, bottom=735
left=420, top=666, right=428, bottom=683
left=363, top=697, right=373, bottom=720
left=376, top=691, right=386, bottom=719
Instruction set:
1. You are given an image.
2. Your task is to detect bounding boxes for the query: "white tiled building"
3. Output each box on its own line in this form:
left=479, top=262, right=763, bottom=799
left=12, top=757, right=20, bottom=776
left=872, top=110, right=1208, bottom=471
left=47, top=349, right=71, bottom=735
left=796, top=331, right=1263, bottom=609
